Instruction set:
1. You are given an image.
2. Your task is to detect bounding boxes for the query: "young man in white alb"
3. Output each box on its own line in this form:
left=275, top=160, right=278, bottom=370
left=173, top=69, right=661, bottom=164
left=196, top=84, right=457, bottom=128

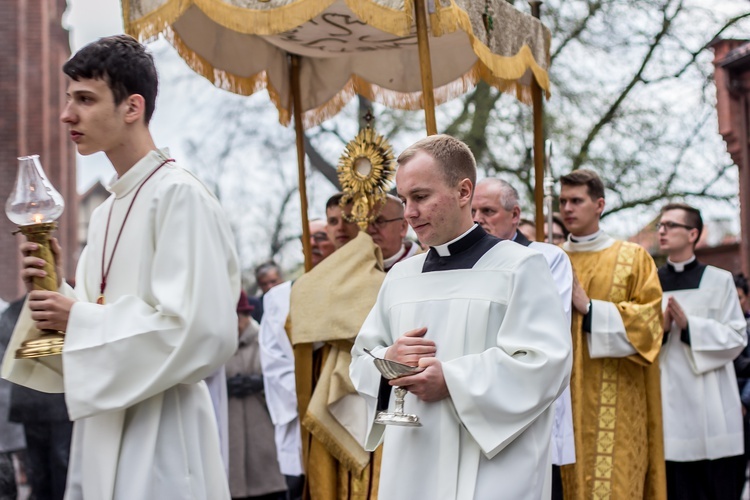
left=3, top=35, right=239, bottom=499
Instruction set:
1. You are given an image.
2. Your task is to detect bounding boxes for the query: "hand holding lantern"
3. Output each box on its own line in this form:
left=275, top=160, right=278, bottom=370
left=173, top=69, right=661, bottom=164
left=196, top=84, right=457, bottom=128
left=6, top=155, right=66, bottom=358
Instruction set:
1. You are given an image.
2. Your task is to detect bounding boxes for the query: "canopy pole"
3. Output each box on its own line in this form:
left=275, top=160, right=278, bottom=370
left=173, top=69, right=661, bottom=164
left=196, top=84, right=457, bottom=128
left=414, top=0, right=438, bottom=136
left=291, top=54, right=313, bottom=272
left=529, top=1, right=546, bottom=242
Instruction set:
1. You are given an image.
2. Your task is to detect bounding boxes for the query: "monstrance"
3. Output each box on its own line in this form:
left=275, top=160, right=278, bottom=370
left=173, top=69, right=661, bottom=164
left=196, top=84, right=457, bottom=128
left=337, top=112, right=395, bottom=231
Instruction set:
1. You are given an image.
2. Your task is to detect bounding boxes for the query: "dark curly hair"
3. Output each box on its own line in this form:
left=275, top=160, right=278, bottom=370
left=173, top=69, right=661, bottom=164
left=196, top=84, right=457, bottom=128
left=63, top=35, right=158, bottom=124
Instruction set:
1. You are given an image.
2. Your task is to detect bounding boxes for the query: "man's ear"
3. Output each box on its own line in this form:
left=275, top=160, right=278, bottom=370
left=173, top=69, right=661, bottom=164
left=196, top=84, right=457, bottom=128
left=595, top=197, right=605, bottom=217
left=123, top=94, right=146, bottom=124
left=457, top=178, right=473, bottom=208
left=511, top=205, right=521, bottom=224
left=689, top=228, right=700, bottom=245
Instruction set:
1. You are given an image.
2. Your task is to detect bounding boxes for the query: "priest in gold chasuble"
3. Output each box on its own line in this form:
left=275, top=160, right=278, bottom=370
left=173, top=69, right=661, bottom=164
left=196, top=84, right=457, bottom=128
left=559, top=169, right=666, bottom=500
left=289, top=226, right=385, bottom=500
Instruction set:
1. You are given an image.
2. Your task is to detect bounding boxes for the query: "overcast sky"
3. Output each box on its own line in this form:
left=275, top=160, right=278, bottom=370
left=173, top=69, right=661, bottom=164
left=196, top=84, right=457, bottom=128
left=65, top=0, right=123, bottom=51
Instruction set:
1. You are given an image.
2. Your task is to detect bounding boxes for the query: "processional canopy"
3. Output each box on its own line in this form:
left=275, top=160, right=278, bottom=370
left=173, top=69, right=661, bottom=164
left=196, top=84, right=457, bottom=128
left=124, top=0, right=552, bottom=128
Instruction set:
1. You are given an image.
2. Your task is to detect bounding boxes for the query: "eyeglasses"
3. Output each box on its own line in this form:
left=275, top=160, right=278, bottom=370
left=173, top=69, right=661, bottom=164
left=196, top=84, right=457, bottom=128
left=656, top=221, right=694, bottom=231
left=369, top=217, right=404, bottom=230
left=546, top=233, right=565, bottom=241
left=310, top=232, right=329, bottom=242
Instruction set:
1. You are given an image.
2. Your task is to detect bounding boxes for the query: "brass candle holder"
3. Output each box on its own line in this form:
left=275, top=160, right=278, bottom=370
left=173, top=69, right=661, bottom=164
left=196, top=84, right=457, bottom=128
left=14, top=222, right=65, bottom=358
left=5, top=155, right=65, bottom=359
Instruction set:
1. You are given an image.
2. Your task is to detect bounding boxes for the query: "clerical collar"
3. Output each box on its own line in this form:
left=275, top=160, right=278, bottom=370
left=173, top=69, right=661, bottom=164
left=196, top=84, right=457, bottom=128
left=432, top=224, right=480, bottom=257
left=570, top=229, right=601, bottom=243
left=666, top=256, right=697, bottom=273
left=422, top=225, right=500, bottom=273
left=659, top=257, right=706, bottom=291
left=512, top=230, right=531, bottom=247
left=563, top=230, right=615, bottom=253
left=383, top=244, right=406, bottom=269
left=109, top=149, right=172, bottom=199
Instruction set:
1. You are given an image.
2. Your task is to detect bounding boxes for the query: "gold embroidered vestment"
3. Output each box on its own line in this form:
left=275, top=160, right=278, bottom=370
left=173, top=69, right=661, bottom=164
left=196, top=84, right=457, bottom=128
left=289, top=233, right=385, bottom=500
left=562, top=240, right=666, bottom=499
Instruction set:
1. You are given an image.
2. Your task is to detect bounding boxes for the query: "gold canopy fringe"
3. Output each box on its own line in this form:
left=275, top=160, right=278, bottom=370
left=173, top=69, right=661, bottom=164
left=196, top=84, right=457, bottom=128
left=124, top=0, right=550, bottom=89
left=125, top=0, right=333, bottom=38
left=166, top=27, right=268, bottom=95
left=164, top=27, right=288, bottom=118
left=430, top=0, right=551, bottom=94
left=345, top=0, right=413, bottom=37
left=125, top=0, right=417, bottom=39
left=124, top=0, right=551, bottom=127
left=122, top=0, right=188, bottom=42
left=154, top=28, right=540, bottom=128
left=286, top=59, right=536, bottom=129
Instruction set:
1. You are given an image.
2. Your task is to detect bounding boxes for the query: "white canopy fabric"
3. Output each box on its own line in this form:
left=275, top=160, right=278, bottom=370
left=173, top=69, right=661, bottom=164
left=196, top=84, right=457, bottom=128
left=123, top=0, right=550, bottom=127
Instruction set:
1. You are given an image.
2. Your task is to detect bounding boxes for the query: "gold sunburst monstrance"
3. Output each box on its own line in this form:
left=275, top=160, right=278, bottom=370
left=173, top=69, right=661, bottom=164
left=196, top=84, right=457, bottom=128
left=337, top=127, right=395, bottom=231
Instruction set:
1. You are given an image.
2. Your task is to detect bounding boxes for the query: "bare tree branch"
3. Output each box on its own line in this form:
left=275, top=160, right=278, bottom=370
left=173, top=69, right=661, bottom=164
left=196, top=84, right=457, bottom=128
left=603, top=189, right=735, bottom=217
left=550, top=0, right=604, bottom=65
left=303, top=133, right=341, bottom=189
left=643, top=11, right=750, bottom=84
left=572, top=0, right=684, bottom=169
left=269, top=184, right=299, bottom=258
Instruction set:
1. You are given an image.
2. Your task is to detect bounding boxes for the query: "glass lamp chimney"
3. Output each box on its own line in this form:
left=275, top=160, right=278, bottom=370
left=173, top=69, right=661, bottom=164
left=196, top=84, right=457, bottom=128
left=5, top=155, right=65, bottom=226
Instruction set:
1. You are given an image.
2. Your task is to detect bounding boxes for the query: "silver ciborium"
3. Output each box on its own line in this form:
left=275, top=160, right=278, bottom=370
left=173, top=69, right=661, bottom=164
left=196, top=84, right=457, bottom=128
left=364, top=348, right=422, bottom=427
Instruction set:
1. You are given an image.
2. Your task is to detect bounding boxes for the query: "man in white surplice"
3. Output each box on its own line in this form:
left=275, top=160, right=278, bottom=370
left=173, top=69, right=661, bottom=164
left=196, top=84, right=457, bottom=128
left=472, top=178, right=575, bottom=495
left=350, top=135, right=572, bottom=500
left=2, top=36, right=239, bottom=499
left=656, top=203, right=747, bottom=499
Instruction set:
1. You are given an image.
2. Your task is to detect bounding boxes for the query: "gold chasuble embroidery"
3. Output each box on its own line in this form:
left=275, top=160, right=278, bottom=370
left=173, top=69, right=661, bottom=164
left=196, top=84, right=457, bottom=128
left=563, top=241, right=666, bottom=500
left=288, top=233, right=385, bottom=500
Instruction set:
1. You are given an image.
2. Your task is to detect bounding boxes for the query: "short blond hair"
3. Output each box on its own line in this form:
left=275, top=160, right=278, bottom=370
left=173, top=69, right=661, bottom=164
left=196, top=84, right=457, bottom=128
left=397, top=134, right=476, bottom=188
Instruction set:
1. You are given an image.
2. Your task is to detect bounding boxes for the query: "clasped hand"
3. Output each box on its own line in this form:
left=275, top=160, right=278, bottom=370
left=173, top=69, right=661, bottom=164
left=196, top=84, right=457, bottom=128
left=663, top=296, right=688, bottom=331
left=384, top=327, right=448, bottom=403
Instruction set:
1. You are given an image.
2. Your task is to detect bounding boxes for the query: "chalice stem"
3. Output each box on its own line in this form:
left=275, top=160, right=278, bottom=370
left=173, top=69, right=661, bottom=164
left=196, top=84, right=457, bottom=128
left=394, top=386, right=407, bottom=415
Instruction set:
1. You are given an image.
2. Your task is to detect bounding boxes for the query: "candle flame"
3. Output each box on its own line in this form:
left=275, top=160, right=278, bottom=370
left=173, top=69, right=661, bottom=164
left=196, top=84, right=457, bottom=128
left=32, top=214, right=43, bottom=224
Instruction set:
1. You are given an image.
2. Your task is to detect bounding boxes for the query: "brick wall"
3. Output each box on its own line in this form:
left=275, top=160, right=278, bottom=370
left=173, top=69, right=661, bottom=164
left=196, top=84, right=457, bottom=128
left=0, top=0, right=76, bottom=302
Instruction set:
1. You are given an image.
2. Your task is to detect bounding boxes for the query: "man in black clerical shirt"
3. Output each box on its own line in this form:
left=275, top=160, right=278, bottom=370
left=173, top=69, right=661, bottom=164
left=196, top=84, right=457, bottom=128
left=351, top=134, right=571, bottom=500
left=657, top=202, right=747, bottom=500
